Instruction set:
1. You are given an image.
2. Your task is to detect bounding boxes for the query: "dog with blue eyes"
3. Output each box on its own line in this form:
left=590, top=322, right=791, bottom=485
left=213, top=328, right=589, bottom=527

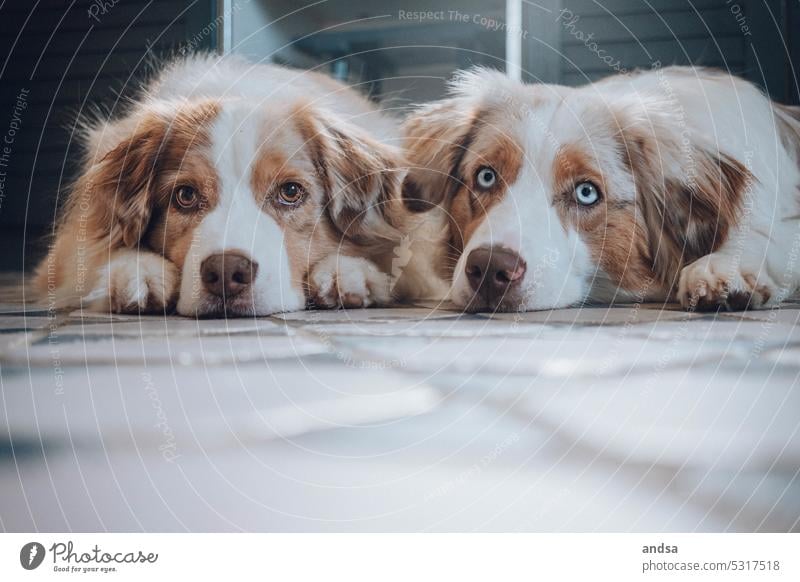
left=400, top=66, right=800, bottom=312
left=37, top=54, right=407, bottom=317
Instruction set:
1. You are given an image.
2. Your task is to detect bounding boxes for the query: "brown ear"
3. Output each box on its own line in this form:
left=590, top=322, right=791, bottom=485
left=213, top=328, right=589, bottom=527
left=401, top=100, right=480, bottom=211
left=617, top=108, right=751, bottom=289
left=84, top=114, right=168, bottom=248
left=296, top=107, right=404, bottom=242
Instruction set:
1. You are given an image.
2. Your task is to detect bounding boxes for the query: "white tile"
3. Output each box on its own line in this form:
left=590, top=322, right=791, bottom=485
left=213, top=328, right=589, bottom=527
left=479, top=304, right=698, bottom=326
left=300, top=316, right=548, bottom=339
left=54, top=317, right=287, bottom=338
left=0, top=315, right=54, bottom=331
left=0, top=418, right=719, bottom=532
left=465, top=367, right=800, bottom=472
left=717, top=305, right=800, bottom=326
left=3, top=333, right=329, bottom=366
left=0, top=362, right=440, bottom=450
left=344, top=331, right=731, bottom=377
left=763, top=345, right=800, bottom=368
left=626, top=317, right=800, bottom=347
left=274, top=306, right=461, bottom=323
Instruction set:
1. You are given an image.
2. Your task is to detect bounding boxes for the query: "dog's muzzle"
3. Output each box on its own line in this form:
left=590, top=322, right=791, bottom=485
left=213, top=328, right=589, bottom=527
left=464, top=245, right=527, bottom=312
left=194, top=251, right=260, bottom=317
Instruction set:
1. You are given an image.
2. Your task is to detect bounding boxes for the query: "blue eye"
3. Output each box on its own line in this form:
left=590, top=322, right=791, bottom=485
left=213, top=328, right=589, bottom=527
left=475, top=166, right=497, bottom=189
left=574, top=181, right=600, bottom=206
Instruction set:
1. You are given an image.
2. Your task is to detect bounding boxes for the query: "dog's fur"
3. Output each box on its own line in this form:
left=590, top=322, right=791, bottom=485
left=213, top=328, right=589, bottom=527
left=401, top=66, right=800, bottom=312
left=36, top=54, right=411, bottom=317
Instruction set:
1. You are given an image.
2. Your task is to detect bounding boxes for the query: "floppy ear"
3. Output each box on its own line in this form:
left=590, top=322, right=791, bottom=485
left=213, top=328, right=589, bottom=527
left=32, top=113, right=169, bottom=304
left=83, top=114, right=168, bottom=248
left=295, top=106, right=404, bottom=242
left=615, top=102, right=752, bottom=289
left=401, top=99, right=479, bottom=211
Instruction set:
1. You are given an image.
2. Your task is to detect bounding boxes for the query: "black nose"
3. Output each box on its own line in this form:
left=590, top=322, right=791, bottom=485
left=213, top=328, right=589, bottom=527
left=200, top=252, right=258, bottom=298
left=465, top=246, right=527, bottom=301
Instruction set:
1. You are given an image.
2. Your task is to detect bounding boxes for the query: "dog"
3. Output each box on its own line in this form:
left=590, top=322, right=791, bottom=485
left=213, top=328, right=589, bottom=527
left=401, top=66, right=800, bottom=312
left=36, top=54, right=407, bottom=317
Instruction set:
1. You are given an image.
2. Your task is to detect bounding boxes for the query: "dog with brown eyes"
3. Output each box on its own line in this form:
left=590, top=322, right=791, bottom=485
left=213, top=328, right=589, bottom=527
left=400, top=67, right=800, bottom=312
left=37, top=54, right=406, bottom=317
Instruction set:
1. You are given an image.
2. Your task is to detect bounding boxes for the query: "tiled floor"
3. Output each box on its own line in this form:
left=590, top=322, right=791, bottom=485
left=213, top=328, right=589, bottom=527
left=1, top=273, right=798, bottom=532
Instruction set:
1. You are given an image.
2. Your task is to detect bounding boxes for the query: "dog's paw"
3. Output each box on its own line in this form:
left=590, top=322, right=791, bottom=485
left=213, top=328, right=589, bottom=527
left=677, top=253, right=776, bottom=311
left=90, top=250, right=179, bottom=314
left=308, top=255, right=391, bottom=309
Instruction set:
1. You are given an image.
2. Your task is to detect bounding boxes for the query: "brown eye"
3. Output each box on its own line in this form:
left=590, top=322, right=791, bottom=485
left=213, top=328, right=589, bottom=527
left=174, top=185, right=198, bottom=209
left=277, top=182, right=305, bottom=206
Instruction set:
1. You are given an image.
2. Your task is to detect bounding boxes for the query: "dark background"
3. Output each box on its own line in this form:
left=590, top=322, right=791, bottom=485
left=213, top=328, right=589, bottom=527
left=1, top=0, right=798, bottom=271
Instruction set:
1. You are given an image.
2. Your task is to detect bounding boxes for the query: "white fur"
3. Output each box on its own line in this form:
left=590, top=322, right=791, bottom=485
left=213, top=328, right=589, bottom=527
left=449, top=103, right=597, bottom=310
left=310, top=255, right=391, bottom=308
left=431, top=67, right=800, bottom=310
left=58, top=54, right=404, bottom=317
left=89, top=249, right=178, bottom=313
left=595, top=68, right=800, bottom=307
left=174, top=100, right=304, bottom=316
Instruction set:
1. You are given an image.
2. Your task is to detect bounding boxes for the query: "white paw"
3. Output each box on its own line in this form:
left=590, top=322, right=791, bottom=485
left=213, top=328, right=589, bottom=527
left=89, top=250, right=179, bottom=314
left=677, top=253, right=777, bottom=311
left=309, top=255, right=391, bottom=309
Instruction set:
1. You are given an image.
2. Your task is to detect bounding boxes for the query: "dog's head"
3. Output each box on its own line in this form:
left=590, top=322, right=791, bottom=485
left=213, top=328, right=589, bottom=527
left=402, top=69, right=751, bottom=312
left=80, top=97, right=402, bottom=316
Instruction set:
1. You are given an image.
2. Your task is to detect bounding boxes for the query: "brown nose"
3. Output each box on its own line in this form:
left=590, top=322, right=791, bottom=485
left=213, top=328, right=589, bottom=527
left=465, top=246, right=527, bottom=301
left=200, top=252, right=258, bottom=298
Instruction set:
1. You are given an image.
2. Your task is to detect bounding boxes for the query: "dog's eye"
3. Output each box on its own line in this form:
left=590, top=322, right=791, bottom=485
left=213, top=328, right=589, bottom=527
left=475, top=166, right=497, bottom=190
left=574, top=181, right=600, bottom=206
left=173, top=185, right=198, bottom=209
left=277, top=182, right=305, bottom=206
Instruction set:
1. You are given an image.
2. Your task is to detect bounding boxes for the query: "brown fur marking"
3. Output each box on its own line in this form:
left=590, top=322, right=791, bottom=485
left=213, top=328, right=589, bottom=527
left=618, top=121, right=753, bottom=293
